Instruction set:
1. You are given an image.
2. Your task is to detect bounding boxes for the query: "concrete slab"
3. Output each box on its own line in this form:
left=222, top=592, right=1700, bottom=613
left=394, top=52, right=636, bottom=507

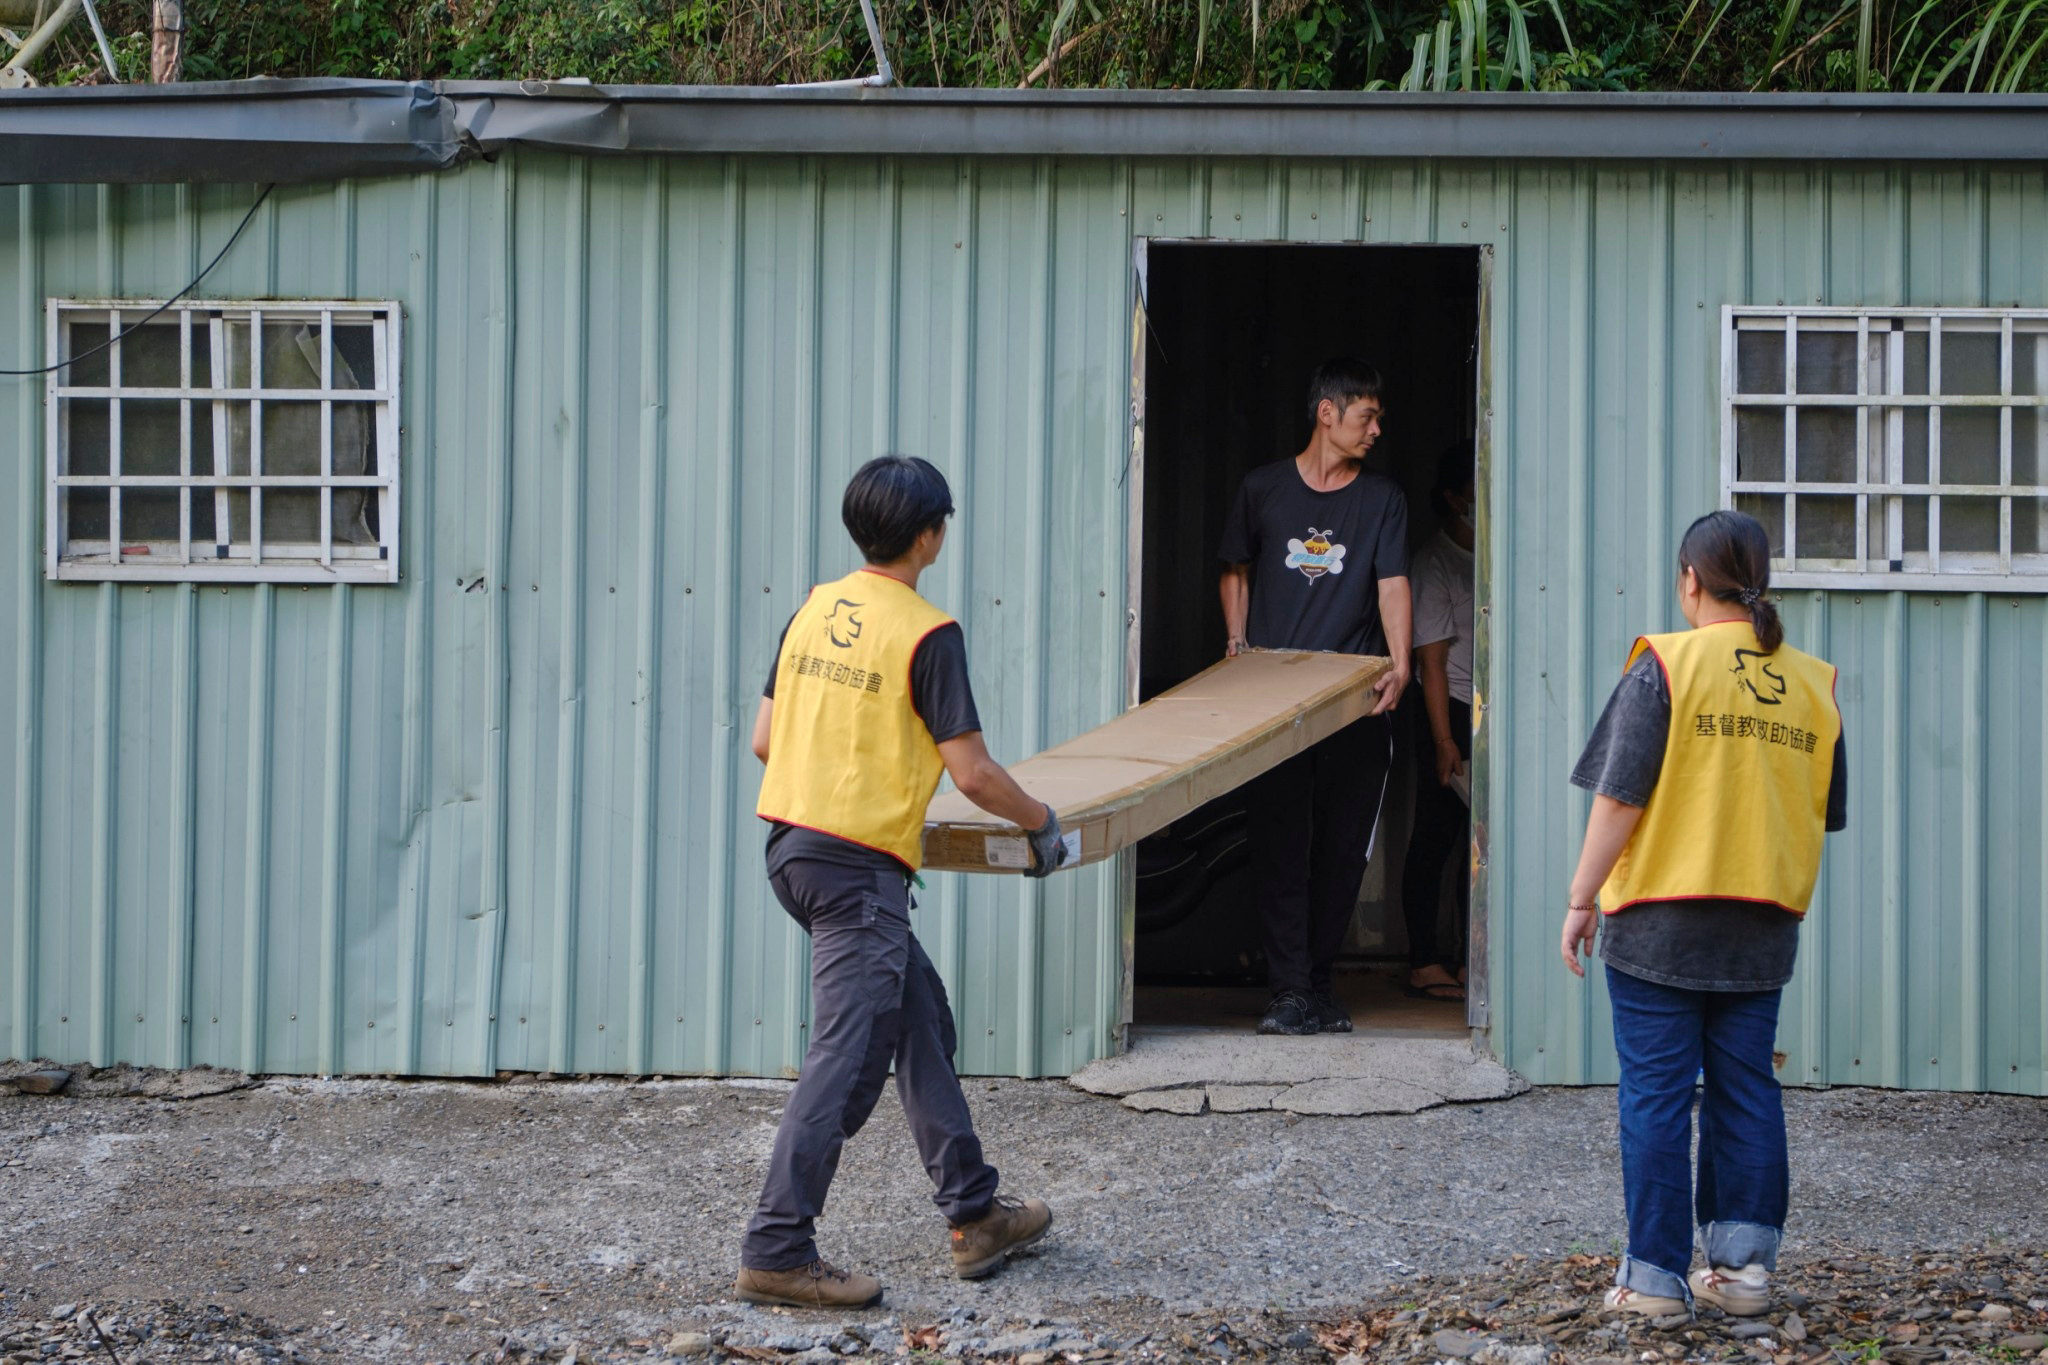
left=1120, top=1087, right=1207, bottom=1114
left=1274, top=1076, right=1445, bottom=1116
left=1072, top=1029, right=1527, bottom=1116
left=1206, top=1084, right=1287, bottom=1113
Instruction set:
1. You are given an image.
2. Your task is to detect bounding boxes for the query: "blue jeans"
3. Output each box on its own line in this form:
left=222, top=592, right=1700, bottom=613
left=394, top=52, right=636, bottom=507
left=1606, top=965, right=1788, bottom=1303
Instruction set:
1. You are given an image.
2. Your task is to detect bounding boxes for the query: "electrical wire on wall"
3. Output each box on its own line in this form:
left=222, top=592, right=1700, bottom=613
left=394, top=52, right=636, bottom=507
left=0, top=182, right=276, bottom=378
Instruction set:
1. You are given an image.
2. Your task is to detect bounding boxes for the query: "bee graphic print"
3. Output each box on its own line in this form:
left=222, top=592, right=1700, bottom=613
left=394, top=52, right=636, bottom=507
left=1284, top=528, right=1347, bottom=581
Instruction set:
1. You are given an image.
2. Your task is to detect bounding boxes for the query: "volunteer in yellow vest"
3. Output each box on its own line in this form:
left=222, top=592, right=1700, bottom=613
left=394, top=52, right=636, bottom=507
left=738, top=455, right=1067, bottom=1311
left=1561, top=509, right=1847, bottom=1322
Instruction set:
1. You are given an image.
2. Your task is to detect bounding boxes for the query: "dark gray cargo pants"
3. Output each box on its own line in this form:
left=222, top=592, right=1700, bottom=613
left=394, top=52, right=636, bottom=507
left=741, top=859, right=1000, bottom=1271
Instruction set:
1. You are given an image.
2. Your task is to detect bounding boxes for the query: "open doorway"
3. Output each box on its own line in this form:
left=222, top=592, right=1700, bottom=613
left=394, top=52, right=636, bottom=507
left=1131, top=241, right=1483, bottom=1039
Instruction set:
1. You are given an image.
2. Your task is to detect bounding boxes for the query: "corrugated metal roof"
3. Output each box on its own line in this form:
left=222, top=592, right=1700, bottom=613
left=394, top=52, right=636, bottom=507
left=6, top=80, right=2048, bottom=185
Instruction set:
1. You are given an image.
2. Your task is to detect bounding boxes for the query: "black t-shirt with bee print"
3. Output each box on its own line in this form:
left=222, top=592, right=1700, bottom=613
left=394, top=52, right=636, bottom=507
left=1218, top=458, right=1411, bottom=655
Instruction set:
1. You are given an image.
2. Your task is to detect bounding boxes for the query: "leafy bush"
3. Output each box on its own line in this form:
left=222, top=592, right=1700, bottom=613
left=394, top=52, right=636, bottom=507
left=35, top=0, right=2048, bottom=93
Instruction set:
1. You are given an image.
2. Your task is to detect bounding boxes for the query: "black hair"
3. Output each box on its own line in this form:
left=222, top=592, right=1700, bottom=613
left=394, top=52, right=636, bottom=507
left=1430, top=439, right=1476, bottom=519
left=1304, top=357, right=1384, bottom=428
left=842, top=455, right=955, bottom=565
left=1678, top=509, right=1783, bottom=652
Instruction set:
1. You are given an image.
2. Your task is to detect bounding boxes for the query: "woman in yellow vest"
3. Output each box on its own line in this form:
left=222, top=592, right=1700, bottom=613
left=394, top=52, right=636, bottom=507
left=1562, top=509, right=1846, bottom=1321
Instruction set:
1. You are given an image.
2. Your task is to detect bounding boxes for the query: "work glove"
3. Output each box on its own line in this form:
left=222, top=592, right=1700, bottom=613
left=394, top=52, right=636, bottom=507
left=1024, top=806, right=1069, bottom=879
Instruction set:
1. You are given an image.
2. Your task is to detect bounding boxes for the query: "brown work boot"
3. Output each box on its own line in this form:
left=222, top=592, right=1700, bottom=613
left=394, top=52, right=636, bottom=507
left=734, top=1259, right=883, bottom=1309
left=950, top=1194, right=1053, bottom=1279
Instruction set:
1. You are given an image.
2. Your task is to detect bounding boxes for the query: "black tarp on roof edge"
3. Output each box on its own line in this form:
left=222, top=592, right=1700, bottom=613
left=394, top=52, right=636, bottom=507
left=5, top=78, right=2048, bottom=186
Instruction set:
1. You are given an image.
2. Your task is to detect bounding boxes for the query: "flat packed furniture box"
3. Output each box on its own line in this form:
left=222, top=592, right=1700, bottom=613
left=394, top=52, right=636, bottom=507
left=921, top=650, right=1393, bottom=875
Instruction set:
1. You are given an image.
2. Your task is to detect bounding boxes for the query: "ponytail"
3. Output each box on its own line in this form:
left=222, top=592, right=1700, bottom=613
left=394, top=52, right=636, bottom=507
left=1680, top=510, right=1783, bottom=652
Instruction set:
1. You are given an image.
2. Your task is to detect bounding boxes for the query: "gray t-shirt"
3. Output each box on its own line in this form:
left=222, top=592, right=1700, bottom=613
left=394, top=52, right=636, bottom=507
left=1410, top=531, right=1474, bottom=704
left=1571, top=651, right=1848, bottom=992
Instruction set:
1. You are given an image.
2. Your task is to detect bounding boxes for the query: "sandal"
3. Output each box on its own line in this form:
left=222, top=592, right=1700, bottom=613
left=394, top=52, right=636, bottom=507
left=1404, top=981, right=1466, bottom=1001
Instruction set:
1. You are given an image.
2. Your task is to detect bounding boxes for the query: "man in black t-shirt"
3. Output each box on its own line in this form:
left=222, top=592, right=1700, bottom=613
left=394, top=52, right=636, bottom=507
left=1218, top=358, right=1413, bottom=1036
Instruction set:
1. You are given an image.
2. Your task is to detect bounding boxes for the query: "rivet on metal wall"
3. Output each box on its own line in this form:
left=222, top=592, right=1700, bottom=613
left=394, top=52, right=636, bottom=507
left=1310, top=213, right=1317, bottom=220
left=1234, top=213, right=1241, bottom=220
left=289, top=1013, right=297, bottom=1021
left=755, top=1018, right=763, bottom=1025
left=367, top=1020, right=376, bottom=1028
left=676, top=1016, right=684, bottom=1023
left=1461, top=220, right=1468, bottom=228
left=519, top=1017, right=527, bottom=1024
left=597, top=1023, right=604, bottom=1031
left=135, top=1014, right=144, bottom=1023
left=60, top=1015, right=67, bottom=1023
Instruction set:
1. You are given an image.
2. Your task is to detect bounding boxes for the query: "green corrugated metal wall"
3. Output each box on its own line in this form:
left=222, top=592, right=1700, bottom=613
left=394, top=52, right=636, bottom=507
left=3, top=154, right=2045, bottom=1092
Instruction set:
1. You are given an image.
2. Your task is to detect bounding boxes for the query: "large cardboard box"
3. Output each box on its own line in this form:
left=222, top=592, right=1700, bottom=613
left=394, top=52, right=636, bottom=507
left=921, top=650, right=1393, bottom=874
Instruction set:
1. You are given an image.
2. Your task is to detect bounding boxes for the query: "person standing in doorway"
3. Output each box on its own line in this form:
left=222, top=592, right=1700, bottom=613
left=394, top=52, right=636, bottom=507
left=1219, top=357, right=1412, bottom=1036
left=1403, top=445, right=1476, bottom=1001
left=739, top=455, right=1066, bottom=1310
left=1562, top=509, right=1847, bottom=1320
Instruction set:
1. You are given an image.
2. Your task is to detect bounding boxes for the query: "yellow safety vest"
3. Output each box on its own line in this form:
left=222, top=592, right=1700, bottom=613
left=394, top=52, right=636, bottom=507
left=1600, top=621, right=1841, bottom=916
left=756, top=570, right=954, bottom=869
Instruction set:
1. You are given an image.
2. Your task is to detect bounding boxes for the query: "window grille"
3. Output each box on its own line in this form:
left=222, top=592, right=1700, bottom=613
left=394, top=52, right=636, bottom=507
left=45, top=299, right=401, bottom=585
left=1722, top=306, right=2048, bottom=591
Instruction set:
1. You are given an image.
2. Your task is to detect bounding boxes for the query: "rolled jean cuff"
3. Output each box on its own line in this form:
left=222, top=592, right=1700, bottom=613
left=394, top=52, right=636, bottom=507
left=1701, top=1220, right=1781, bottom=1272
left=1616, top=1254, right=1692, bottom=1304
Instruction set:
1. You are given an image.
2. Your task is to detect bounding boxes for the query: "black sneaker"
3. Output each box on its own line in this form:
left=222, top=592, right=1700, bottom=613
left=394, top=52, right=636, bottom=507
left=1311, top=990, right=1353, bottom=1034
left=1257, top=989, right=1319, bottom=1036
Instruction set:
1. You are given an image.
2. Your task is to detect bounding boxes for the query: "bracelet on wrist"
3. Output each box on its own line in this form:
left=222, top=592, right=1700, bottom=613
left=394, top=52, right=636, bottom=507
left=1566, top=900, right=1598, bottom=914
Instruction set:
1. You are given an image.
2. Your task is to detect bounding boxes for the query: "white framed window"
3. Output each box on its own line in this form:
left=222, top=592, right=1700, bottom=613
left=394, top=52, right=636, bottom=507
left=1722, top=306, right=2048, bottom=591
left=45, top=299, right=401, bottom=585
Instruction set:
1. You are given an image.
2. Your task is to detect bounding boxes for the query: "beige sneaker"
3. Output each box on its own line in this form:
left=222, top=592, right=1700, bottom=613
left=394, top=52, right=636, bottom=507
left=1690, top=1264, right=1770, bottom=1317
left=1602, top=1285, right=1688, bottom=1318
left=949, top=1194, right=1053, bottom=1279
left=734, top=1259, right=883, bottom=1309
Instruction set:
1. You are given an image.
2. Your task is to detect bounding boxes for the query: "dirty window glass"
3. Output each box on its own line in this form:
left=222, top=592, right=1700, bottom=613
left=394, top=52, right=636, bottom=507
left=1726, top=310, right=2048, bottom=589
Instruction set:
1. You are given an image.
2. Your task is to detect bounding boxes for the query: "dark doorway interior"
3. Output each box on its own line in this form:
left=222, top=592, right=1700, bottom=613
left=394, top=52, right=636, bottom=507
left=1133, top=242, right=1481, bottom=1029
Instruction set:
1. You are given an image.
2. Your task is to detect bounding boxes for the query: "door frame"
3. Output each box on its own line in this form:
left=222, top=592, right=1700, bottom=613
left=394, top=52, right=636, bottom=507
left=1122, top=237, right=1497, bottom=1052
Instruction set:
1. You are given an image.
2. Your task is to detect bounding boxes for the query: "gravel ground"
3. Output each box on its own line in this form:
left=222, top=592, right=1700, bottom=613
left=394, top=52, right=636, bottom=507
left=1, top=1069, right=2044, bottom=1363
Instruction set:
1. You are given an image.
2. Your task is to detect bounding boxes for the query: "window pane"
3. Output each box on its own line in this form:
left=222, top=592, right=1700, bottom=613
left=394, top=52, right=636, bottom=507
left=2016, top=412, right=2043, bottom=488
left=1940, top=407, right=2001, bottom=487
left=66, top=488, right=110, bottom=542
left=1796, top=494, right=1857, bottom=559
left=1904, top=495, right=1929, bottom=553
left=1942, top=496, right=2000, bottom=553
left=259, top=321, right=328, bottom=391
left=2015, top=330, right=2046, bottom=398
left=1941, top=329, right=2001, bottom=396
left=332, top=408, right=377, bottom=545
left=1796, top=329, right=1858, bottom=394
left=1736, top=493, right=1786, bottom=555
left=265, top=490, right=323, bottom=544
left=1737, top=329, right=1786, bottom=394
left=65, top=320, right=110, bottom=387
left=1903, top=328, right=1930, bottom=395
left=1794, top=407, right=1859, bottom=483
left=63, top=398, right=111, bottom=476
left=123, top=399, right=185, bottom=477
left=330, top=323, right=376, bottom=390
left=1736, top=408, right=1786, bottom=481
left=1903, top=408, right=1930, bottom=484
left=2015, top=497, right=2048, bottom=556
left=124, top=489, right=182, bottom=543
left=117, top=321, right=185, bottom=389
